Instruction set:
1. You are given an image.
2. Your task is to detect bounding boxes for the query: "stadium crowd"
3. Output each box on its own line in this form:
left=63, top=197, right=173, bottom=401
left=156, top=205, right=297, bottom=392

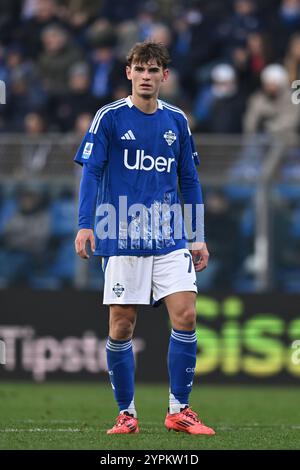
left=1, top=0, right=300, bottom=134
left=0, top=0, right=300, bottom=292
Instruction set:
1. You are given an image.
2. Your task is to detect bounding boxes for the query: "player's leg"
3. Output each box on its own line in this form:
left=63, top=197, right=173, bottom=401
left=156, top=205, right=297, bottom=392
left=103, top=255, right=153, bottom=434
left=152, top=249, right=215, bottom=435
left=164, top=291, right=197, bottom=414
left=152, top=250, right=198, bottom=414
left=107, top=304, right=137, bottom=415
left=106, top=305, right=139, bottom=433
left=164, top=291, right=214, bottom=434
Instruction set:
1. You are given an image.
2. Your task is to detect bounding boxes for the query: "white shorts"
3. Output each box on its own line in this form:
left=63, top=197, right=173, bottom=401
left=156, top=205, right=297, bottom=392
left=103, top=248, right=197, bottom=305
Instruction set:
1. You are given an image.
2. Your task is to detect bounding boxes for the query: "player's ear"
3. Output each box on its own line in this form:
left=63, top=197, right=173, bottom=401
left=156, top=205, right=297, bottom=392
left=162, top=68, right=169, bottom=82
left=126, top=66, right=132, bottom=80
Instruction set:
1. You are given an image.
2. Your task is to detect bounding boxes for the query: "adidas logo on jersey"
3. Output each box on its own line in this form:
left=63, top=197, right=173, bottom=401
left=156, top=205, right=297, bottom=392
left=121, top=130, right=136, bottom=140
left=124, top=149, right=175, bottom=173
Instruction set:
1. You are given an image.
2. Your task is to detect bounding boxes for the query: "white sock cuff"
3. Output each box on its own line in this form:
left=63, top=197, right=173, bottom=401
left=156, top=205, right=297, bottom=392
left=106, top=338, right=132, bottom=352
left=171, top=329, right=197, bottom=343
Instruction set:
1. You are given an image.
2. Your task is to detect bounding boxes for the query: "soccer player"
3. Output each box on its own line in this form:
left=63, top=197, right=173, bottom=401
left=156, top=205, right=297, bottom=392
left=74, top=41, right=215, bottom=436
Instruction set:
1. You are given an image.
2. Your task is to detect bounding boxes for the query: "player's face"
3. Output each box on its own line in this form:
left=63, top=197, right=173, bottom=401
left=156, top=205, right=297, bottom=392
left=126, top=60, right=169, bottom=99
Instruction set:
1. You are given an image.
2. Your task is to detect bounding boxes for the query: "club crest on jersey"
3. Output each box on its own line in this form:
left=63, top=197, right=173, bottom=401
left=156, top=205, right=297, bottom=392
left=82, top=142, right=93, bottom=159
left=112, top=283, right=125, bottom=297
left=163, top=130, right=176, bottom=146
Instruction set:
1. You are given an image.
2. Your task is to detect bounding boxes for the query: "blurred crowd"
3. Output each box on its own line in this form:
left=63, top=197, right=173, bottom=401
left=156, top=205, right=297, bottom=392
left=1, top=0, right=300, bottom=134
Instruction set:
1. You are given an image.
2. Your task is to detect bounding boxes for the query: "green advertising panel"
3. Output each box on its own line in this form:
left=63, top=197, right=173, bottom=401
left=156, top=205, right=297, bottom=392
left=195, top=295, right=300, bottom=380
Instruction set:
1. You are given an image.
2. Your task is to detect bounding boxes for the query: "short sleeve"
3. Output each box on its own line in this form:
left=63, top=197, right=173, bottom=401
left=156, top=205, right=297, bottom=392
left=74, top=110, right=111, bottom=172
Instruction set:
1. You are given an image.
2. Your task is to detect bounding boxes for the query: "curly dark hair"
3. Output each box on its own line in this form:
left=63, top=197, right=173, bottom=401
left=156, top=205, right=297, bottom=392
left=126, top=41, right=171, bottom=69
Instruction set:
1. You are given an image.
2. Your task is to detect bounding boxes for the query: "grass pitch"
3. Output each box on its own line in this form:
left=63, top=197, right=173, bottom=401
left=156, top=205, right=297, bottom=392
left=0, top=382, right=299, bottom=450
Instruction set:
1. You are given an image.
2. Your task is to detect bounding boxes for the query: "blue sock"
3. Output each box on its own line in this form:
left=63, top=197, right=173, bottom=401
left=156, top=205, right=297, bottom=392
left=106, top=337, right=137, bottom=417
left=168, top=328, right=197, bottom=414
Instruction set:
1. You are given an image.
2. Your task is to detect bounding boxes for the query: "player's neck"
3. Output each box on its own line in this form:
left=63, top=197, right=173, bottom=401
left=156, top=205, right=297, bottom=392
left=130, top=94, right=158, bottom=114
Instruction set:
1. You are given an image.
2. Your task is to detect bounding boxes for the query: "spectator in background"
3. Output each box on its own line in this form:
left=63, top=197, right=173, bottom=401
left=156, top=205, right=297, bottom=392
left=159, top=68, right=182, bottom=106
left=116, top=21, right=140, bottom=61
left=150, top=23, right=172, bottom=48
left=229, top=43, right=257, bottom=95
left=268, top=0, right=300, bottom=60
left=23, top=111, right=46, bottom=134
left=0, top=185, right=51, bottom=287
left=39, top=24, right=83, bottom=97
left=246, top=31, right=273, bottom=86
left=196, top=190, right=239, bottom=290
left=99, top=0, right=142, bottom=24
left=55, top=62, right=96, bottom=131
left=73, top=112, right=93, bottom=137
left=171, top=1, right=219, bottom=99
left=155, top=0, right=184, bottom=22
left=194, top=63, right=246, bottom=133
left=5, top=67, right=46, bottom=131
left=17, top=0, right=62, bottom=59
left=57, top=0, right=99, bottom=49
left=20, top=112, right=50, bottom=177
left=171, top=15, right=192, bottom=77
left=243, top=63, right=300, bottom=135
left=0, top=0, right=22, bottom=45
left=111, top=83, right=131, bottom=101
left=5, top=44, right=44, bottom=100
left=38, top=24, right=83, bottom=129
left=88, top=26, right=126, bottom=105
left=284, top=32, right=300, bottom=83
left=136, top=2, right=159, bottom=41
left=218, top=0, right=262, bottom=55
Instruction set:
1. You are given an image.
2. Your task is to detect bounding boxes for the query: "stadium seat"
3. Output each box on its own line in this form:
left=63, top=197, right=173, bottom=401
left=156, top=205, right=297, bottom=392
left=275, top=184, right=300, bottom=203
left=223, top=184, right=255, bottom=203
left=47, top=237, right=76, bottom=280
left=0, top=198, right=17, bottom=234
left=50, top=197, right=76, bottom=237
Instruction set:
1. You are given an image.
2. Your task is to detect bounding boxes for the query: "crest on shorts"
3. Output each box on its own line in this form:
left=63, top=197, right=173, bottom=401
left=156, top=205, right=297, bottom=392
left=112, top=283, right=125, bottom=297
left=163, top=130, right=176, bottom=146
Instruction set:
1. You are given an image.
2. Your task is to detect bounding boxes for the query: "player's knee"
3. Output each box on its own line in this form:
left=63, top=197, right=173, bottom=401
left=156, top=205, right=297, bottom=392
left=178, top=308, right=196, bottom=330
left=110, top=317, right=135, bottom=340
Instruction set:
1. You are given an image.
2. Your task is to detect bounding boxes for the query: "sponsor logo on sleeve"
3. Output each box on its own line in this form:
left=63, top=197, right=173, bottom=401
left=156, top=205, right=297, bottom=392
left=82, top=142, right=94, bottom=159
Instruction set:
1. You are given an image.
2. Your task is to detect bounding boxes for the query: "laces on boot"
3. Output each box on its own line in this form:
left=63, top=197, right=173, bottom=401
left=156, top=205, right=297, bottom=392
left=182, top=407, right=203, bottom=424
left=115, top=413, right=132, bottom=427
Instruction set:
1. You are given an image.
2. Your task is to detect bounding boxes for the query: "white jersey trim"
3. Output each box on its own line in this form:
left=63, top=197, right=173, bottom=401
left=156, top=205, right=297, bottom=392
left=89, top=98, right=125, bottom=133
left=126, top=95, right=164, bottom=110
left=89, top=99, right=127, bottom=134
left=160, top=100, right=192, bottom=135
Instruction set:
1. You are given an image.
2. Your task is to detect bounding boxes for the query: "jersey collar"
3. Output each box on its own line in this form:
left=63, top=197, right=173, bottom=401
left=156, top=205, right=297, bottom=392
left=125, top=96, right=163, bottom=110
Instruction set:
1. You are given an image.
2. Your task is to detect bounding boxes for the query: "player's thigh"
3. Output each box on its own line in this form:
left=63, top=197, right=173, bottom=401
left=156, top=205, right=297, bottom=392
left=164, top=291, right=197, bottom=331
left=103, top=255, right=153, bottom=305
left=152, top=248, right=197, bottom=302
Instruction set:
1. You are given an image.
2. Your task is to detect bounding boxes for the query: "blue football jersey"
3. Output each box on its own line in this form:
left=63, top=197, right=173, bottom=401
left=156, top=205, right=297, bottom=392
left=74, top=96, right=203, bottom=256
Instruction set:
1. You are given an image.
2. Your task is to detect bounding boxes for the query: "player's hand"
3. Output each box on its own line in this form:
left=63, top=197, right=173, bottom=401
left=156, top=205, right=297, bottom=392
left=75, top=229, right=95, bottom=259
left=191, top=242, right=209, bottom=272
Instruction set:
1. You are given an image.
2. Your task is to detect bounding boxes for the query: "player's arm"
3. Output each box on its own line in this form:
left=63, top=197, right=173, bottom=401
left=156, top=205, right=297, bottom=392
left=178, top=118, right=209, bottom=272
left=73, top=112, right=110, bottom=259
left=75, top=163, right=99, bottom=259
